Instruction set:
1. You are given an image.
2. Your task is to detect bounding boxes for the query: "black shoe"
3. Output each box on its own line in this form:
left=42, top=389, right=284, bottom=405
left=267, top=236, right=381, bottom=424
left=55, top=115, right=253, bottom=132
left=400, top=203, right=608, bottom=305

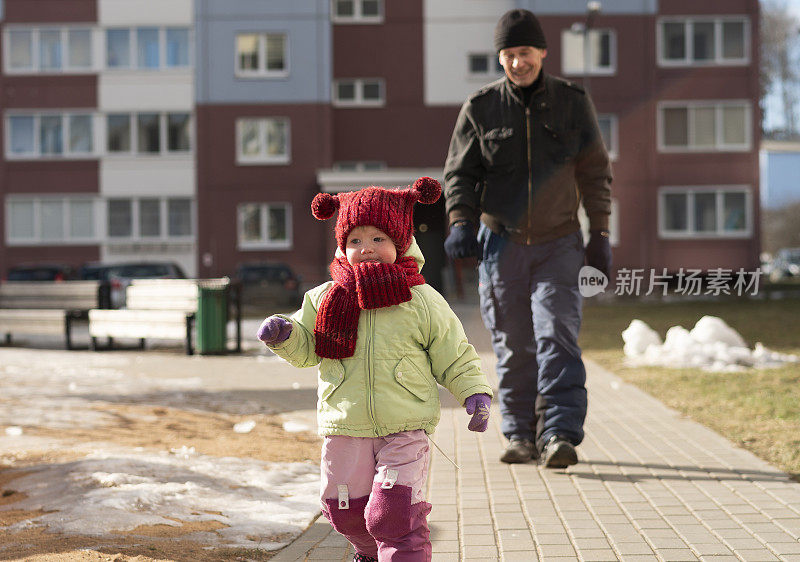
left=500, top=438, right=536, bottom=464
left=353, top=554, right=378, bottom=562
left=542, top=435, right=578, bottom=468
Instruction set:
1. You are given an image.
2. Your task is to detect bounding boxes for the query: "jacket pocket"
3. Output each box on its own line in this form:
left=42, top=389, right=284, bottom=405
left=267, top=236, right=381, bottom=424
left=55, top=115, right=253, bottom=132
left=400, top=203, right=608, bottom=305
left=319, top=358, right=345, bottom=402
left=394, top=356, right=433, bottom=402
left=481, top=135, right=514, bottom=169
left=543, top=125, right=580, bottom=163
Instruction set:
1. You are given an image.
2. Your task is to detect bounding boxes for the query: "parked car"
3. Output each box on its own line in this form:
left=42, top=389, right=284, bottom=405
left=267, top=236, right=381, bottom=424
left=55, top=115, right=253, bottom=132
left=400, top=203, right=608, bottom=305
left=234, top=261, right=302, bottom=313
left=769, top=248, right=800, bottom=282
left=79, top=261, right=187, bottom=307
left=5, top=263, right=76, bottom=281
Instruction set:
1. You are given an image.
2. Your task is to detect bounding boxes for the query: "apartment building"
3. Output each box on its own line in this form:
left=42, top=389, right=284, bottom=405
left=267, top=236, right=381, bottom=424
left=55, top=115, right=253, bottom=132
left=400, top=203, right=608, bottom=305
left=1, top=0, right=196, bottom=275
left=1, top=0, right=761, bottom=286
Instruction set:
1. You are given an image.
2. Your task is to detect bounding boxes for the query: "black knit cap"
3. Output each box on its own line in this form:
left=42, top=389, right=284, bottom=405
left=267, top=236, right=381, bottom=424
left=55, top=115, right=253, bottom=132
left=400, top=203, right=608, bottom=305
left=494, top=9, right=547, bottom=52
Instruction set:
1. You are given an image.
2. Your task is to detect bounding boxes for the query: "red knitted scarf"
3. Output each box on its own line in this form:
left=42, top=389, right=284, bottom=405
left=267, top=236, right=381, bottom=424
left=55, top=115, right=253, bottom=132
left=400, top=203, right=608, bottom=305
left=314, top=255, right=425, bottom=359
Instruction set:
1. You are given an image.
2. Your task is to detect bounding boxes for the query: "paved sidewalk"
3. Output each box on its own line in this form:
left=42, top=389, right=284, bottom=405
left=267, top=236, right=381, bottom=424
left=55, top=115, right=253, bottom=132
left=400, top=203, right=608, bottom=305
left=273, top=304, right=800, bottom=562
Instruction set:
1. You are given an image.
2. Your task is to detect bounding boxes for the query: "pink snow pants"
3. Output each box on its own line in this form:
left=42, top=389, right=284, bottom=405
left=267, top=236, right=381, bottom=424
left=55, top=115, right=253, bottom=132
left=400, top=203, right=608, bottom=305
left=320, top=430, right=432, bottom=561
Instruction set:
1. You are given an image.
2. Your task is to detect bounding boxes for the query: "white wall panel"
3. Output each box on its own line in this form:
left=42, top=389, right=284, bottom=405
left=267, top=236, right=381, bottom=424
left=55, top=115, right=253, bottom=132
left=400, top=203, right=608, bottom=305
left=99, top=0, right=193, bottom=25
left=425, top=20, right=501, bottom=106
left=99, top=73, right=194, bottom=111
left=424, top=0, right=514, bottom=19
left=100, top=158, right=195, bottom=196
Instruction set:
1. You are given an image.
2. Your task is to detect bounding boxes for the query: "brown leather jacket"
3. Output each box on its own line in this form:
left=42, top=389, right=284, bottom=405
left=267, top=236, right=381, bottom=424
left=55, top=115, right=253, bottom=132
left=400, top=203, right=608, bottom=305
left=444, top=73, right=612, bottom=244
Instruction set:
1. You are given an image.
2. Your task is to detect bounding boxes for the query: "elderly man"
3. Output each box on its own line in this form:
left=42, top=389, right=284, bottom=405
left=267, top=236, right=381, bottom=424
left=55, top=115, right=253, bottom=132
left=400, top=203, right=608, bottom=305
left=443, top=9, right=612, bottom=467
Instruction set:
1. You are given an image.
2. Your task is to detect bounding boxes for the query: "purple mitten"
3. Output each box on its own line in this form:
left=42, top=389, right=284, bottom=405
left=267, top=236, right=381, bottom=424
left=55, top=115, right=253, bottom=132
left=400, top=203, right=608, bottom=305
left=464, top=393, right=491, bottom=432
left=257, top=316, right=292, bottom=346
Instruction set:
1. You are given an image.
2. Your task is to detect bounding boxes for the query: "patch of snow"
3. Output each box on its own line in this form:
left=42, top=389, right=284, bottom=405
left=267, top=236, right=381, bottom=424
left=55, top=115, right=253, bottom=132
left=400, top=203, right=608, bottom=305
left=622, top=316, right=799, bottom=371
left=0, top=448, right=320, bottom=550
left=233, top=420, right=256, bottom=434
left=0, top=350, right=203, bottom=430
left=282, top=421, right=311, bottom=433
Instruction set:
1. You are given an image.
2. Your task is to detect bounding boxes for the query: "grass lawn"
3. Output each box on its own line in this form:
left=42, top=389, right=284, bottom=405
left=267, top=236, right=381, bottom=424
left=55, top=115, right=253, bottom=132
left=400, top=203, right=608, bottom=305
left=580, top=297, right=800, bottom=480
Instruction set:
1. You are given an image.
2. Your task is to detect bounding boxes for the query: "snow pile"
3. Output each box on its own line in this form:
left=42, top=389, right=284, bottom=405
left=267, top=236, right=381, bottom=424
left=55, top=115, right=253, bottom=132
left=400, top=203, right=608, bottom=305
left=2, top=447, right=320, bottom=549
left=0, top=352, right=203, bottom=430
left=621, top=315, right=799, bottom=372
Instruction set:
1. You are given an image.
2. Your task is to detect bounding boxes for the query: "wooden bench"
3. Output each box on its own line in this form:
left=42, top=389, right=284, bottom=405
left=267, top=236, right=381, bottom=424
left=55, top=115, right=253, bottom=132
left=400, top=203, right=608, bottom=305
left=0, top=281, right=108, bottom=350
left=88, top=278, right=241, bottom=355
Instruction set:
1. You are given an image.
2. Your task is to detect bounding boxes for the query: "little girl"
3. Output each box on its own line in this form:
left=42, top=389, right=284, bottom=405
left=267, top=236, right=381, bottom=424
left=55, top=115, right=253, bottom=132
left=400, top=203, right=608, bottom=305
left=258, top=177, right=493, bottom=562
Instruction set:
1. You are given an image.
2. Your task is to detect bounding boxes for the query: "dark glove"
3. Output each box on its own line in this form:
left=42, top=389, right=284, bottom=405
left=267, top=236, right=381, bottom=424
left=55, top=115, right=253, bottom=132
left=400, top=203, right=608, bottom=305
left=585, top=230, right=612, bottom=277
left=444, top=221, right=481, bottom=260
left=464, top=393, right=491, bottom=432
left=257, top=316, right=292, bottom=346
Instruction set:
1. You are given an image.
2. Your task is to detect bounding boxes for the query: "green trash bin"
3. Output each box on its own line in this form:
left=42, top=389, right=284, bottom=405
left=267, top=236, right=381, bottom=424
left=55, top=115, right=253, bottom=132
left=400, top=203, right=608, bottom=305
left=196, top=283, right=228, bottom=355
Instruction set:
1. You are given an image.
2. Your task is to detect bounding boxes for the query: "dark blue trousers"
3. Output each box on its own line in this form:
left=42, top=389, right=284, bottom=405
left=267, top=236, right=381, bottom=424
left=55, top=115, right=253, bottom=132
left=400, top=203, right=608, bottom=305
left=477, top=225, right=587, bottom=452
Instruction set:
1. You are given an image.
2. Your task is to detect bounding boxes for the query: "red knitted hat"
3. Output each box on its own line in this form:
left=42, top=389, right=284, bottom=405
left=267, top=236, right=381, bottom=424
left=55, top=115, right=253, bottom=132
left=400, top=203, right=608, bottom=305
left=311, top=177, right=441, bottom=254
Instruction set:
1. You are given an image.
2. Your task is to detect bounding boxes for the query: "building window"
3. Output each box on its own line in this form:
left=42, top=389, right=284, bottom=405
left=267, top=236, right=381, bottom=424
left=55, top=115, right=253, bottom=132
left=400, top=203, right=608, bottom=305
left=4, top=26, right=93, bottom=72
left=106, top=26, right=191, bottom=70
left=168, top=199, right=192, bottom=236
left=6, top=196, right=98, bottom=244
left=332, top=0, right=383, bottom=23
left=596, top=114, right=618, bottom=160
left=333, top=78, right=385, bottom=106
left=106, top=112, right=192, bottom=156
left=137, top=27, right=160, bottom=69
left=106, top=29, right=130, bottom=68
left=139, top=198, right=161, bottom=237
left=108, top=198, right=133, bottom=237
left=168, top=113, right=191, bottom=152
left=166, top=28, right=190, bottom=67
left=237, top=203, right=292, bottom=249
left=658, top=18, right=749, bottom=66
left=236, top=117, right=290, bottom=165
left=235, top=32, right=287, bottom=77
left=659, top=187, right=751, bottom=238
left=468, top=53, right=503, bottom=78
left=562, top=28, right=615, bottom=75
left=107, top=197, right=193, bottom=240
left=137, top=113, right=160, bottom=153
left=5, top=113, right=94, bottom=159
left=68, top=29, right=92, bottom=68
left=658, top=102, right=750, bottom=152
left=7, top=29, right=33, bottom=70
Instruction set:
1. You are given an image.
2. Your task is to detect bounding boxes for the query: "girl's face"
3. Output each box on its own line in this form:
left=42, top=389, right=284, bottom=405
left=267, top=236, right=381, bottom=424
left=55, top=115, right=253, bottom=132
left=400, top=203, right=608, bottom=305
left=345, top=225, right=397, bottom=265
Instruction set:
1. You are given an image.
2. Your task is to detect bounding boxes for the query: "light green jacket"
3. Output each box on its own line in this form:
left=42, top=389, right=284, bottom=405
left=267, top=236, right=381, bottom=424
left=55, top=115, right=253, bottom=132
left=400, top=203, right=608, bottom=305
left=269, top=239, right=493, bottom=437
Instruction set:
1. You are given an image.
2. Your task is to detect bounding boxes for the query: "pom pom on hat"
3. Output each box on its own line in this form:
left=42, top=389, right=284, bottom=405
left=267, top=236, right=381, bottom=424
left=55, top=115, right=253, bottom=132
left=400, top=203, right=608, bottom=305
left=412, top=176, right=441, bottom=204
left=311, top=192, right=339, bottom=220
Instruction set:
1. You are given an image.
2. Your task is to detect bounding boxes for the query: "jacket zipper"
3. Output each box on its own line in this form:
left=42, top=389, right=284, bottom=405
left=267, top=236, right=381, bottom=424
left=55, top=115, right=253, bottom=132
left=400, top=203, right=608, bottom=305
left=525, top=107, right=533, bottom=244
left=366, top=309, right=377, bottom=434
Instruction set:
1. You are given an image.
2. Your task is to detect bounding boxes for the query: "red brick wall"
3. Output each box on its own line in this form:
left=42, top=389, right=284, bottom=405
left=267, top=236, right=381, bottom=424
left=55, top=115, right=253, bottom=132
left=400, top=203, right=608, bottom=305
left=194, top=104, right=334, bottom=284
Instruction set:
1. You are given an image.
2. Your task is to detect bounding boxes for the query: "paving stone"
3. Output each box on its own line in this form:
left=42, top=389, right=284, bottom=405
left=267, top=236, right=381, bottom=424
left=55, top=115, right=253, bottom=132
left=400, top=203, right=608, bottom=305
left=773, top=542, right=800, bottom=555
left=579, top=549, right=622, bottom=561
left=432, top=540, right=459, bottom=553
left=462, top=545, right=499, bottom=558
left=732, top=549, right=781, bottom=560
left=534, top=532, right=573, bottom=545
left=502, top=551, right=540, bottom=561
left=615, top=541, right=656, bottom=555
